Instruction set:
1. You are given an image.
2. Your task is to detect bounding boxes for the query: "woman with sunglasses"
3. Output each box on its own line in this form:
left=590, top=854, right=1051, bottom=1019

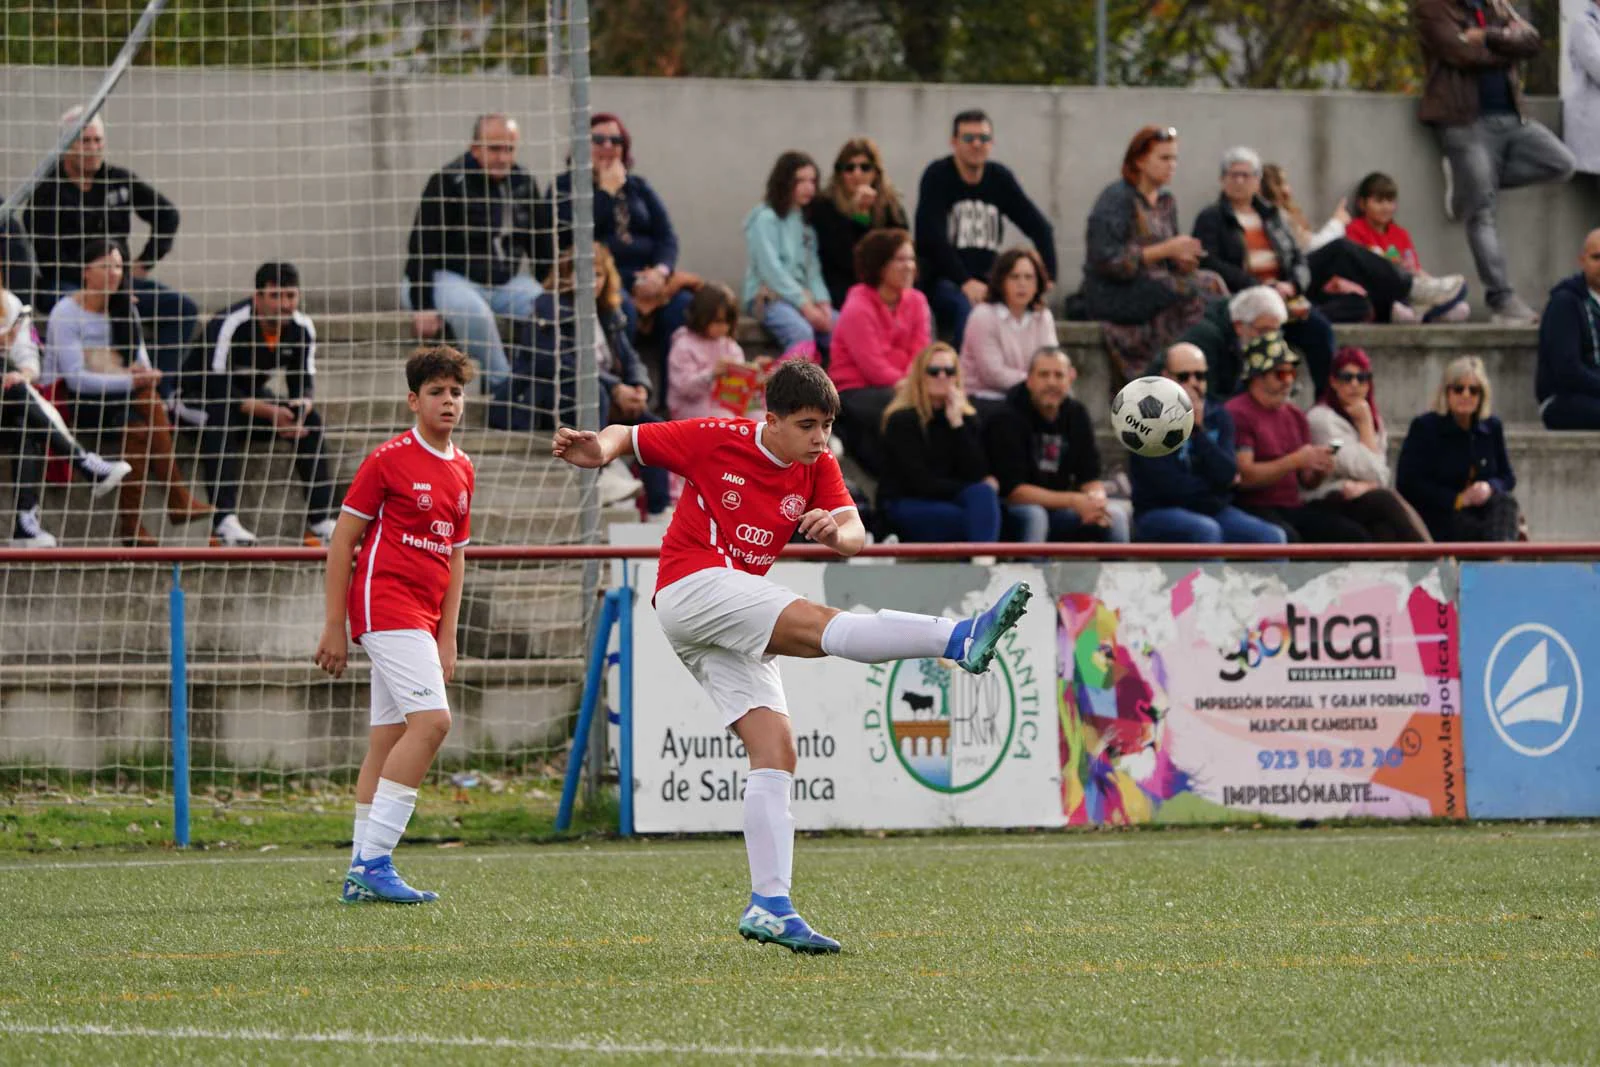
left=1397, top=356, right=1522, bottom=541
left=809, top=139, right=909, bottom=308
left=1082, top=125, right=1228, bottom=390
left=1304, top=348, right=1431, bottom=542
left=875, top=342, right=1001, bottom=544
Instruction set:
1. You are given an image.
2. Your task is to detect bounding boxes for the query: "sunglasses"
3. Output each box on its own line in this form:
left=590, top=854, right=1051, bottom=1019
left=1271, top=366, right=1298, bottom=381
left=591, top=133, right=625, bottom=147
left=839, top=161, right=876, bottom=174
left=1153, top=126, right=1178, bottom=142
left=1171, top=370, right=1206, bottom=384
left=1334, top=371, right=1372, bottom=384
left=925, top=366, right=959, bottom=378
left=1448, top=382, right=1483, bottom=397
left=959, top=133, right=993, bottom=145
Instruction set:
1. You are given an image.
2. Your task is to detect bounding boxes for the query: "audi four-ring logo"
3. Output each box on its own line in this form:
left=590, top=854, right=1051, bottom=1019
left=430, top=519, right=455, bottom=538
left=736, top=524, right=774, bottom=546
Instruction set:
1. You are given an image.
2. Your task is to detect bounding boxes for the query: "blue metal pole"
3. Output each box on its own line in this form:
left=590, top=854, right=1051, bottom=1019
left=618, top=580, right=635, bottom=837
left=556, top=590, right=617, bottom=830
left=168, top=563, right=190, bottom=848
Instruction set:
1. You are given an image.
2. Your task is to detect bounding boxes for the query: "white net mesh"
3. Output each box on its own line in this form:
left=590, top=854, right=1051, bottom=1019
left=0, top=0, right=610, bottom=802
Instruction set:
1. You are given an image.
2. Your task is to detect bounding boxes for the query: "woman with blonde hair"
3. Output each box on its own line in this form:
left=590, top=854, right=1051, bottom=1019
left=875, top=342, right=1000, bottom=543
left=1397, top=356, right=1521, bottom=541
left=810, top=138, right=910, bottom=307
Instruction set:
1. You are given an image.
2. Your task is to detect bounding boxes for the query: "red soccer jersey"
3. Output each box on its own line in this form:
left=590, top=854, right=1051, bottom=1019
left=341, top=428, right=475, bottom=641
left=632, top=417, right=856, bottom=594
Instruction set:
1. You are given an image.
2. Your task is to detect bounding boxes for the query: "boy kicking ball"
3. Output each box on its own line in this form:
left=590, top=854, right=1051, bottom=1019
left=553, top=360, right=1030, bottom=953
left=315, top=345, right=477, bottom=904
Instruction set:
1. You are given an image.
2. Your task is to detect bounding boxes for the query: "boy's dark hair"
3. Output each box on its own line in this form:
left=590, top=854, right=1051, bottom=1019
left=1355, top=171, right=1399, bottom=203
left=685, top=282, right=739, bottom=335
left=254, top=260, right=300, bottom=291
left=764, top=359, right=839, bottom=419
left=764, top=150, right=818, bottom=217
left=406, top=344, right=475, bottom=393
left=853, top=227, right=912, bottom=286
left=952, top=109, right=991, bottom=137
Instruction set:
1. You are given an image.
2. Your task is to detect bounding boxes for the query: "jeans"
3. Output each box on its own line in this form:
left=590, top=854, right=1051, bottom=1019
left=925, top=277, right=974, bottom=348
left=1004, top=501, right=1130, bottom=543
left=1441, top=114, right=1576, bottom=307
left=1541, top=392, right=1600, bottom=430
left=882, top=481, right=1001, bottom=543
left=1135, top=505, right=1288, bottom=544
left=400, top=271, right=543, bottom=390
left=200, top=400, right=336, bottom=523
left=1241, top=503, right=1370, bottom=543
left=757, top=299, right=834, bottom=361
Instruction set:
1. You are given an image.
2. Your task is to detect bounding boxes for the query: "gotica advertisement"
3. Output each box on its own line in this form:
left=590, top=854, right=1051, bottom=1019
left=628, top=562, right=1062, bottom=833
left=1054, top=562, right=1465, bottom=824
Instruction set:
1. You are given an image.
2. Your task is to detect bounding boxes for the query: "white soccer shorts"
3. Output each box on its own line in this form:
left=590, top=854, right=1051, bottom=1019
left=360, top=628, right=450, bottom=725
left=653, top=567, right=805, bottom=729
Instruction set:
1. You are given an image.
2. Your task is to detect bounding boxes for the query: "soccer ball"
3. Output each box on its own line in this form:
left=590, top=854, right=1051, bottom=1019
left=1110, top=375, right=1195, bottom=458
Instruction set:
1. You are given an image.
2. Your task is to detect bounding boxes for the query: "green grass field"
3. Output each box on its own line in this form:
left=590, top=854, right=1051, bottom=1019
left=0, top=824, right=1596, bottom=1065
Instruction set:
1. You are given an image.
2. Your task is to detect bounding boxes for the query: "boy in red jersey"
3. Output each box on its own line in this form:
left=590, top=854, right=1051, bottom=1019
left=315, top=345, right=476, bottom=904
left=553, top=360, right=1030, bottom=953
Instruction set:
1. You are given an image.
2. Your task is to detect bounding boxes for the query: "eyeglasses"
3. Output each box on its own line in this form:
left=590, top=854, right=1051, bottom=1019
left=925, top=366, right=958, bottom=378
left=1448, top=382, right=1483, bottom=397
left=959, top=133, right=993, bottom=145
left=1224, top=170, right=1257, bottom=181
left=1171, top=370, right=1206, bottom=384
left=1334, top=372, right=1372, bottom=384
left=591, top=133, right=625, bottom=147
left=839, top=161, right=876, bottom=174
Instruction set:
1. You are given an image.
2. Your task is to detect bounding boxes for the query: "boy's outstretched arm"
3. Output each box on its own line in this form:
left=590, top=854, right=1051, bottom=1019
left=552, top=424, right=634, bottom=469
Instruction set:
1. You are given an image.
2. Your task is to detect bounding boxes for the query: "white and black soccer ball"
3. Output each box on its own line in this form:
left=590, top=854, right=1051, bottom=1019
left=1110, top=375, right=1195, bottom=458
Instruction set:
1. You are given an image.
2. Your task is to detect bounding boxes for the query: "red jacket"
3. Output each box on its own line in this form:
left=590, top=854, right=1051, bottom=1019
left=827, top=283, right=932, bottom=391
left=1346, top=217, right=1422, bottom=274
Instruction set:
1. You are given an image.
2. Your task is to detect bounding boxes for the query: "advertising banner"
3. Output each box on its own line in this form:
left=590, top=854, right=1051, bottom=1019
left=1053, top=562, right=1465, bottom=824
left=629, top=562, right=1062, bottom=833
left=1460, top=563, right=1600, bottom=819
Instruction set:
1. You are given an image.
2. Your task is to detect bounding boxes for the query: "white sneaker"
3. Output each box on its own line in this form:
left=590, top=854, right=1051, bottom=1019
left=1408, top=273, right=1467, bottom=316
left=596, top=462, right=643, bottom=505
left=1389, top=302, right=1420, bottom=324
left=10, top=507, right=58, bottom=548
left=210, top=513, right=258, bottom=547
left=77, top=452, right=133, bottom=499
left=1489, top=294, right=1539, bottom=327
left=305, top=518, right=337, bottom=546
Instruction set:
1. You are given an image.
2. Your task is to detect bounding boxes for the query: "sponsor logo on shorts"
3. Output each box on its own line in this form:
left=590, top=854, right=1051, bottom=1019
left=416, top=493, right=433, bottom=511
left=722, top=472, right=745, bottom=485
left=430, top=519, right=455, bottom=538
left=410, top=687, right=434, bottom=698
left=780, top=494, right=807, bottom=521
left=722, top=490, right=742, bottom=510
left=736, top=524, right=774, bottom=547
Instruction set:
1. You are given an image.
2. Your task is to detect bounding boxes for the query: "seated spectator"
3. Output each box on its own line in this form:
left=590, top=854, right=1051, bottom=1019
left=1397, top=356, right=1522, bottom=541
left=2, top=256, right=130, bottom=547
left=829, top=228, right=930, bottom=473
left=1179, top=285, right=1301, bottom=400
left=876, top=343, right=1000, bottom=543
left=1536, top=226, right=1600, bottom=429
left=915, top=110, right=1057, bottom=347
left=41, top=241, right=210, bottom=546
left=402, top=113, right=548, bottom=393
left=667, top=283, right=765, bottom=421
left=26, top=107, right=202, bottom=420
left=197, top=262, right=336, bottom=548
left=1082, top=125, right=1227, bottom=388
left=1260, top=164, right=1348, bottom=253
left=811, top=138, right=910, bottom=308
left=960, top=247, right=1058, bottom=405
left=1223, top=333, right=1368, bottom=543
left=985, top=346, right=1130, bottom=544
left=743, top=151, right=835, bottom=363
left=1, top=213, right=37, bottom=309
left=1345, top=172, right=1470, bottom=323
left=1129, top=343, right=1286, bottom=544
left=555, top=112, right=700, bottom=351
left=1304, top=347, right=1431, bottom=541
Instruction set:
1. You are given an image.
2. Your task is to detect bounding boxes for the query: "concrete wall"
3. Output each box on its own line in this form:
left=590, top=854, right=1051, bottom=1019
left=3, top=69, right=1595, bottom=313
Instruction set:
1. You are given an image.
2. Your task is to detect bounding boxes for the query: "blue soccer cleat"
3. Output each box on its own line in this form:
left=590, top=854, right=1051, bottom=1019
left=344, top=854, right=438, bottom=904
left=340, top=875, right=376, bottom=904
left=738, top=894, right=841, bottom=955
left=956, top=580, right=1032, bottom=675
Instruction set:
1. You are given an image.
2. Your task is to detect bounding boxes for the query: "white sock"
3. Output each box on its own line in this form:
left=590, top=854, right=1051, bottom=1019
left=359, top=778, right=417, bottom=862
left=820, top=609, right=959, bottom=663
left=350, top=802, right=372, bottom=866
left=743, top=768, right=794, bottom=898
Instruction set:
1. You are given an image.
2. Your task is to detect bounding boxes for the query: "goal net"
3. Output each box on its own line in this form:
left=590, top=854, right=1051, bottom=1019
left=0, top=1, right=610, bottom=807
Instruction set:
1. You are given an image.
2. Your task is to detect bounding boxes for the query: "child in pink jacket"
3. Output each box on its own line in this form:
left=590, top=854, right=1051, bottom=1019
left=667, top=284, right=763, bottom=420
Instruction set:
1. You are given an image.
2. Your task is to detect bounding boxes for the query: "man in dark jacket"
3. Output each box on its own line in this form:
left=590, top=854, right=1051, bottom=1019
left=1414, top=0, right=1575, bottom=324
left=1177, top=285, right=1329, bottom=400
left=915, top=110, right=1057, bottom=348
left=403, top=113, right=551, bottom=392
left=1129, top=343, right=1287, bottom=544
left=25, top=108, right=200, bottom=411
left=197, top=262, right=335, bottom=547
left=1535, top=227, right=1600, bottom=429
left=983, top=346, right=1128, bottom=543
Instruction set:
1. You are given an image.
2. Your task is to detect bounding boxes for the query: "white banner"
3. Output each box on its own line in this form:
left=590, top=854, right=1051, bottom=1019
left=627, top=561, right=1062, bottom=833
